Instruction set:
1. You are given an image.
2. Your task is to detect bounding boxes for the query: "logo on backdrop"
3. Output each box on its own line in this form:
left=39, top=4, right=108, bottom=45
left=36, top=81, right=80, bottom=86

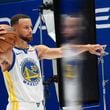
left=0, top=16, right=46, bottom=34
left=95, top=7, right=110, bottom=29
left=0, top=7, right=109, bottom=30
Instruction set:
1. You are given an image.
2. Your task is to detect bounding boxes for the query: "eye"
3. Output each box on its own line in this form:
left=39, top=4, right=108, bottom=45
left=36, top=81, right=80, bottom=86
left=24, top=26, right=29, bottom=30
left=24, top=26, right=33, bottom=30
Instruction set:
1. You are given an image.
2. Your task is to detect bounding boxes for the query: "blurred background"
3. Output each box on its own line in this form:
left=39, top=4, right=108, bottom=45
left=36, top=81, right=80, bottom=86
left=0, top=0, right=110, bottom=110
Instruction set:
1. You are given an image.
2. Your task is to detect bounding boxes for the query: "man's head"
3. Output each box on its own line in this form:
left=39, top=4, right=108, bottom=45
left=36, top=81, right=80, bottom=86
left=11, top=14, right=33, bottom=42
left=60, top=14, right=83, bottom=39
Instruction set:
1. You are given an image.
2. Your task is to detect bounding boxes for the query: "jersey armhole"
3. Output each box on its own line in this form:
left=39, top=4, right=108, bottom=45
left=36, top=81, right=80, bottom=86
left=8, top=50, right=16, bottom=71
left=35, top=48, right=39, bottom=57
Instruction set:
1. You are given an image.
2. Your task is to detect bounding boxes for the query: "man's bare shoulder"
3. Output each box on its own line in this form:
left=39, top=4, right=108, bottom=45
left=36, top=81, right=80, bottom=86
left=34, top=45, right=49, bottom=52
left=33, top=45, right=49, bottom=59
left=34, top=45, right=48, bottom=49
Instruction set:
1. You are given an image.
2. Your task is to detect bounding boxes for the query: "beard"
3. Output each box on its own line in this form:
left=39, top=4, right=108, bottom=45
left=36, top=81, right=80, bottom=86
left=20, top=34, right=32, bottom=42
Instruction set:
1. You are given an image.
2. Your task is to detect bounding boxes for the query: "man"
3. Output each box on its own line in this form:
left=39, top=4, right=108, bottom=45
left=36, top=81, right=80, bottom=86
left=0, top=14, right=105, bottom=110
left=59, top=14, right=101, bottom=110
left=60, top=14, right=84, bottom=44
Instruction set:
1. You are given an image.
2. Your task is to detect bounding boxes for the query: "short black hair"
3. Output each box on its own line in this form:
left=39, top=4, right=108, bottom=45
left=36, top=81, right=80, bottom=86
left=11, top=14, right=30, bottom=26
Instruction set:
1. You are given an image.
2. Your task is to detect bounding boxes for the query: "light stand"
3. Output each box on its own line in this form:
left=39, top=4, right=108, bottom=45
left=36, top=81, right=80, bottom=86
left=38, top=8, right=45, bottom=79
left=98, top=52, right=109, bottom=110
left=34, top=7, right=46, bottom=110
left=33, top=2, right=55, bottom=110
left=37, top=1, right=54, bottom=79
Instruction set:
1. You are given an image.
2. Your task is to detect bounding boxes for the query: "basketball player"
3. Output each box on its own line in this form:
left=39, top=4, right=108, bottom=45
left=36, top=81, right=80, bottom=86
left=60, top=14, right=83, bottom=44
left=0, top=14, right=105, bottom=110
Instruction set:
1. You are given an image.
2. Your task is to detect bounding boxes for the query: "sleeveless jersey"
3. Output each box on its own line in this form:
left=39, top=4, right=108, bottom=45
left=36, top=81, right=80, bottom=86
left=3, top=46, right=44, bottom=103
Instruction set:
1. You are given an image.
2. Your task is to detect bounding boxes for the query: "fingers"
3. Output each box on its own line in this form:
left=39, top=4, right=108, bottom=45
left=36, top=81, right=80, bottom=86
left=0, top=24, right=11, bottom=35
left=95, top=46, right=105, bottom=55
left=88, top=44, right=106, bottom=56
left=0, top=24, right=10, bottom=29
left=0, top=30, right=7, bottom=34
left=93, top=52, right=102, bottom=56
left=0, top=37, right=5, bottom=40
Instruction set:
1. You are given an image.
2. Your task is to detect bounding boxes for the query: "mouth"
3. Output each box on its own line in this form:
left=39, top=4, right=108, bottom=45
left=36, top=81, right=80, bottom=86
left=27, top=34, right=32, bottom=38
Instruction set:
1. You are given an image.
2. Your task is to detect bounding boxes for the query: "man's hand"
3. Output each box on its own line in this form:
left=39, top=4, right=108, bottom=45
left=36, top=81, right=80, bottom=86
left=0, top=24, right=11, bottom=34
left=87, top=44, right=106, bottom=56
left=0, top=24, right=17, bottom=53
left=0, top=24, right=11, bottom=40
left=0, top=24, right=6, bottom=40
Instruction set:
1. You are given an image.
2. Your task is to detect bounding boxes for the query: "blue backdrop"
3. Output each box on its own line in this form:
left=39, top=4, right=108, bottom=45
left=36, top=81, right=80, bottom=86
left=0, top=0, right=110, bottom=110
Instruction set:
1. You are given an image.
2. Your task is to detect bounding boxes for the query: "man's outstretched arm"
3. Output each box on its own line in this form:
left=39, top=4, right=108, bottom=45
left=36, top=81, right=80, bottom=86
left=35, top=44, right=105, bottom=59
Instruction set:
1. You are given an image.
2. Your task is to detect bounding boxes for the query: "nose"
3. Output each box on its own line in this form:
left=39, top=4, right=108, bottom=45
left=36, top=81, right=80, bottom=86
left=29, top=27, right=32, bottom=33
left=28, top=28, right=32, bottom=34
